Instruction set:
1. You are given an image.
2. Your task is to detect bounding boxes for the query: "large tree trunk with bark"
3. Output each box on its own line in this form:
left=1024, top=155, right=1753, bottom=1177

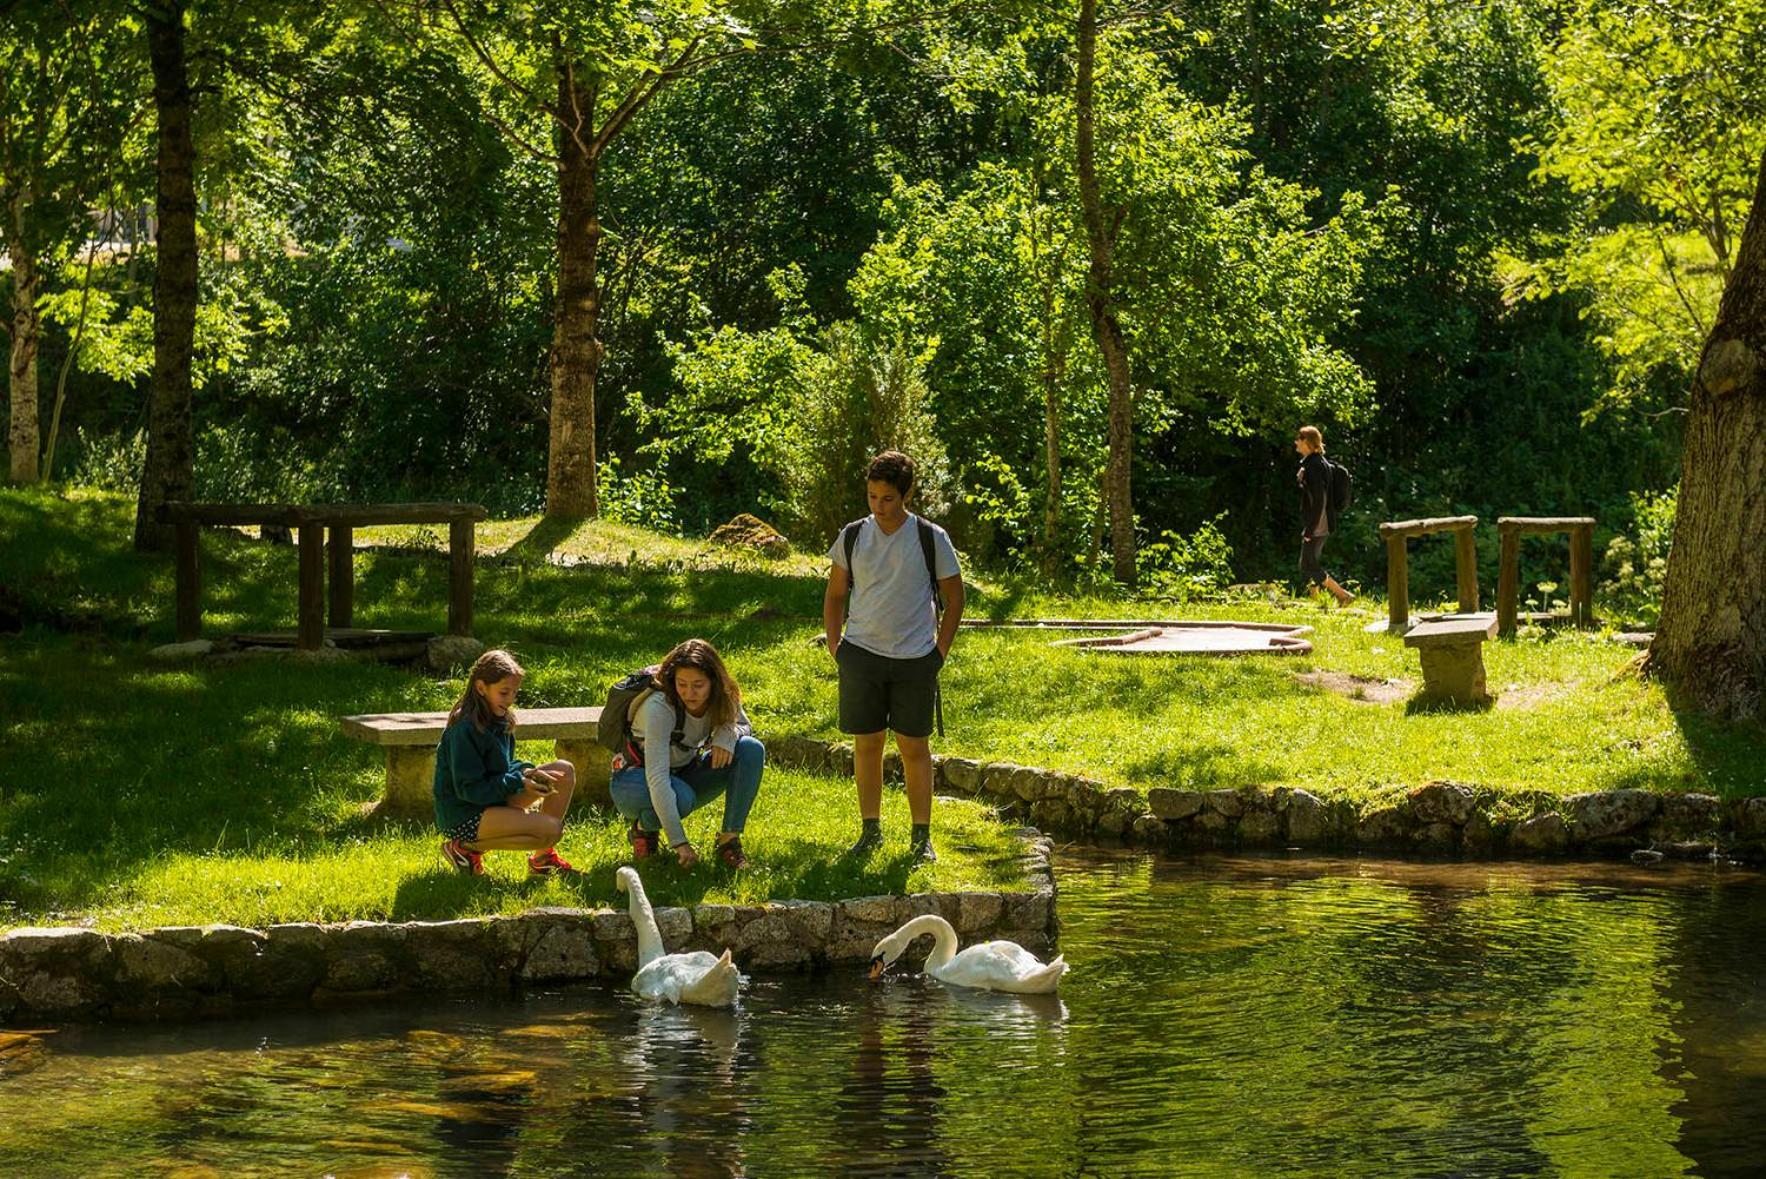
left=134, top=0, right=197, bottom=552
left=1647, top=148, right=1766, bottom=719
left=546, top=63, right=603, bottom=518
left=1075, top=0, right=1136, bottom=585
left=6, top=198, right=40, bottom=484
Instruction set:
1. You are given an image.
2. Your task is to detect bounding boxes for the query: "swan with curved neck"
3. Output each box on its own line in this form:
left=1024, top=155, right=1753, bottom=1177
left=616, top=866, right=742, bottom=1007
left=869, top=913, right=1066, bottom=994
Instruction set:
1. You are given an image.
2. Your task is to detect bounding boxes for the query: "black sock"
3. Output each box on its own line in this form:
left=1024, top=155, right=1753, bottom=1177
left=911, top=823, right=930, bottom=845
left=861, top=818, right=881, bottom=837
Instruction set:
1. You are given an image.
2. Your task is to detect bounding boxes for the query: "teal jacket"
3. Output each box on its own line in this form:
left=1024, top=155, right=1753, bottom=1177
left=433, top=715, right=531, bottom=832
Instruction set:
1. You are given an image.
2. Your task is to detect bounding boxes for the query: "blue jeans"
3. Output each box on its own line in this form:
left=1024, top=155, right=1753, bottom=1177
left=610, top=735, right=766, bottom=838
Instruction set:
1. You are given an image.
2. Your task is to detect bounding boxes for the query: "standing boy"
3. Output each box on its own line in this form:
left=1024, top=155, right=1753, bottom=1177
left=823, top=451, right=965, bottom=862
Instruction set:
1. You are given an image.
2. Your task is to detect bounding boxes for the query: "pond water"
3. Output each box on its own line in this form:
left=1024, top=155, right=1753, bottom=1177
left=4, top=849, right=1765, bottom=1176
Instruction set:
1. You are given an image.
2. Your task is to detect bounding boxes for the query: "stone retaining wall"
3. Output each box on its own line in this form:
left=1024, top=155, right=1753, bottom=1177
left=0, top=833, right=1056, bottom=1026
left=766, top=735, right=1766, bottom=864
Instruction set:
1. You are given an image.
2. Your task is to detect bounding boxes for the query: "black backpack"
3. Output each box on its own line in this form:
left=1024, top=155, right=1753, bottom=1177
left=597, top=666, right=685, bottom=763
left=1327, top=458, right=1353, bottom=516
left=840, top=515, right=941, bottom=609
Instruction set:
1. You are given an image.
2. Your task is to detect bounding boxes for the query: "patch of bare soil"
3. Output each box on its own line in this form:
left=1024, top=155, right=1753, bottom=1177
left=1295, top=670, right=1411, bottom=704
left=1493, top=680, right=1580, bottom=711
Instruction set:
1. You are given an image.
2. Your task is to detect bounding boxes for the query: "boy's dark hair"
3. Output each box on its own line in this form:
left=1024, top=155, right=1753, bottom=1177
left=865, top=451, right=915, bottom=497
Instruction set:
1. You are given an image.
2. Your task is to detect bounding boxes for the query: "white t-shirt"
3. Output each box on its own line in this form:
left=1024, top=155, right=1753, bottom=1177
left=829, top=514, right=960, bottom=659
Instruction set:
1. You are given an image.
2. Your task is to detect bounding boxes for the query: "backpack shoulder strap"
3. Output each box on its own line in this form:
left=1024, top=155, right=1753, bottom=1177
left=840, top=519, right=864, bottom=589
left=916, top=516, right=941, bottom=610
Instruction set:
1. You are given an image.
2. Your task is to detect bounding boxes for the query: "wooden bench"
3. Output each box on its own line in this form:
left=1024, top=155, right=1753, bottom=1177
left=1402, top=612, right=1499, bottom=705
left=1496, top=516, right=1597, bottom=636
left=1376, top=515, right=1480, bottom=634
left=341, top=707, right=611, bottom=818
left=162, top=501, right=487, bottom=651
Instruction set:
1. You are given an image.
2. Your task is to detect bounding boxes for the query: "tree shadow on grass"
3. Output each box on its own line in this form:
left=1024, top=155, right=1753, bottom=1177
left=503, top=515, right=583, bottom=566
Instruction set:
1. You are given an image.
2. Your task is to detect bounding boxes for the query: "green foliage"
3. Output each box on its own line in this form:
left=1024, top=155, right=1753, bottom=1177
left=1523, top=0, right=1766, bottom=412
left=1602, top=487, right=1678, bottom=628
left=649, top=268, right=951, bottom=544
left=1135, top=516, right=1235, bottom=600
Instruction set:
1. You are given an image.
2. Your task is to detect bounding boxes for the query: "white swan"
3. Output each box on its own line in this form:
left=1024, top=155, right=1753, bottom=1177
left=869, top=913, right=1067, bottom=995
left=615, top=866, right=743, bottom=1007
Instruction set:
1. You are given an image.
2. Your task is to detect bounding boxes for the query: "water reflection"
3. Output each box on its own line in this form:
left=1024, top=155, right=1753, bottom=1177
left=1, top=850, right=1763, bottom=1177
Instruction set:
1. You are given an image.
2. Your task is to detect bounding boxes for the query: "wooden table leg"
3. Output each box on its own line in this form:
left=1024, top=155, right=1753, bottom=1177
left=1385, top=535, right=1409, bottom=632
left=1497, top=528, right=1519, bottom=637
left=175, top=521, right=201, bottom=641
left=298, top=523, right=325, bottom=651
left=328, top=524, right=354, bottom=629
left=1570, top=523, right=1594, bottom=628
left=1455, top=527, right=1480, bottom=614
left=449, top=519, right=474, bottom=637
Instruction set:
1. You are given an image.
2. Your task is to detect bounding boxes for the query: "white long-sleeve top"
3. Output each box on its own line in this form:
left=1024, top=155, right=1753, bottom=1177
left=631, top=690, right=751, bottom=847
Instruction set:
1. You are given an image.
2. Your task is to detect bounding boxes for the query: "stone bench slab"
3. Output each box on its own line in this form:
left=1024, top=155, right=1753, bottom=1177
left=1402, top=613, right=1498, bottom=649
left=341, top=706, right=603, bottom=746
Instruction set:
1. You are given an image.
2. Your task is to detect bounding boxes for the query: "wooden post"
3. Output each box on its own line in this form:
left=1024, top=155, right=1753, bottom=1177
left=1570, top=522, right=1594, bottom=628
left=448, top=518, right=474, bottom=637
left=297, top=523, right=325, bottom=651
left=328, top=524, right=354, bottom=629
left=1454, top=527, right=1479, bottom=615
left=1386, top=534, right=1409, bottom=632
left=175, top=521, right=201, bottom=641
left=1497, top=527, right=1519, bottom=637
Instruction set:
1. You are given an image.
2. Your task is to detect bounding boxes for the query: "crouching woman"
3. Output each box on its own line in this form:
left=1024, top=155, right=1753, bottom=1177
left=612, top=639, right=765, bottom=869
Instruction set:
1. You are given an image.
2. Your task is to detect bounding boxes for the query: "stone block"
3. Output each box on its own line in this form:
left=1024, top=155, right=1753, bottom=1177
left=1461, top=811, right=1498, bottom=852
left=1657, top=793, right=1722, bottom=840
left=426, top=634, right=486, bottom=672
left=1238, top=810, right=1282, bottom=844
left=940, top=757, right=982, bottom=795
left=841, top=895, right=906, bottom=926
left=1409, top=782, right=1476, bottom=825
left=1513, top=813, right=1569, bottom=853
left=1413, top=821, right=1459, bottom=852
left=322, top=922, right=408, bottom=993
left=1730, top=797, right=1766, bottom=839
left=1204, top=789, right=1243, bottom=819
left=955, top=892, right=1004, bottom=935
left=405, top=919, right=503, bottom=990
left=1566, top=790, right=1659, bottom=841
left=1414, top=642, right=1489, bottom=705
left=113, top=932, right=219, bottom=996
left=1356, top=804, right=1412, bottom=845
left=978, top=762, right=1022, bottom=800
left=0, top=928, right=113, bottom=1019
left=1147, top=788, right=1204, bottom=821
left=1131, top=815, right=1167, bottom=843
left=501, top=909, right=600, bottom=983
left=1285, top=790, right=1330, bottom=843
left=149, top=639, right=214, bottom=661
left=774, top=899, right=834, bottom=943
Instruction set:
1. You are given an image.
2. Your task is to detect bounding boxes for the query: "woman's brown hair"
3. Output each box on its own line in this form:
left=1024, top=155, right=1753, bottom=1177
left=654, top=638, right=741, bottom=730
left=1296, top=425, right=1325, bottom=454
left=449, top=648, right=524, bottom=732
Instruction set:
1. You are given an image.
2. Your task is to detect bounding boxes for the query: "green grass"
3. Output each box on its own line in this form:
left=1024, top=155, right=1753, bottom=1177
left=2, top=485, right=1762, bottom=930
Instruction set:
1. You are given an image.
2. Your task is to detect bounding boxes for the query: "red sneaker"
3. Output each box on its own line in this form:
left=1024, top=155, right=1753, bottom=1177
left=527, top=849, right=576, bottom=878
left=628, top=822, right=660, bottom=860
left=442, top=838, right=483, bottom=876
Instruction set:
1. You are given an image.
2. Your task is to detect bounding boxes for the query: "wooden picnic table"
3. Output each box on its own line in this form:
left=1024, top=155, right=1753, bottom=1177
left=161, top=501, right=486, bottom=650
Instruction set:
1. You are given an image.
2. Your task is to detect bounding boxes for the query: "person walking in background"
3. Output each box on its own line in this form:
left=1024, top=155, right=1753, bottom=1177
left=823, top=451, right=964, bottom=863
left=1296, top=425, right=1354, bottom=606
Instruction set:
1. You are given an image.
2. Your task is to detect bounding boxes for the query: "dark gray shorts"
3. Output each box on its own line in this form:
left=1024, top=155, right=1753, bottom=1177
left=836, top=641, right=942, bottom=737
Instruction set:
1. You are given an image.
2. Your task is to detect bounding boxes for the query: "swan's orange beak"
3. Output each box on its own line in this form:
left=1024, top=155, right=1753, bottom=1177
left=868, top=955, right=886, bottom=982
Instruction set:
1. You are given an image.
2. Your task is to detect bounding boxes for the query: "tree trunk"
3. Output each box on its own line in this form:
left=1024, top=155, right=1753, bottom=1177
left=1075, top=0, right=1136, bottom=585
left=545, top=63, right=603, bottom=519
left=134, top=0, right=198, bottom=552
left=6, top=198, right=40, bottom=484
left=1647, top=148, right=1766, bottom=719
